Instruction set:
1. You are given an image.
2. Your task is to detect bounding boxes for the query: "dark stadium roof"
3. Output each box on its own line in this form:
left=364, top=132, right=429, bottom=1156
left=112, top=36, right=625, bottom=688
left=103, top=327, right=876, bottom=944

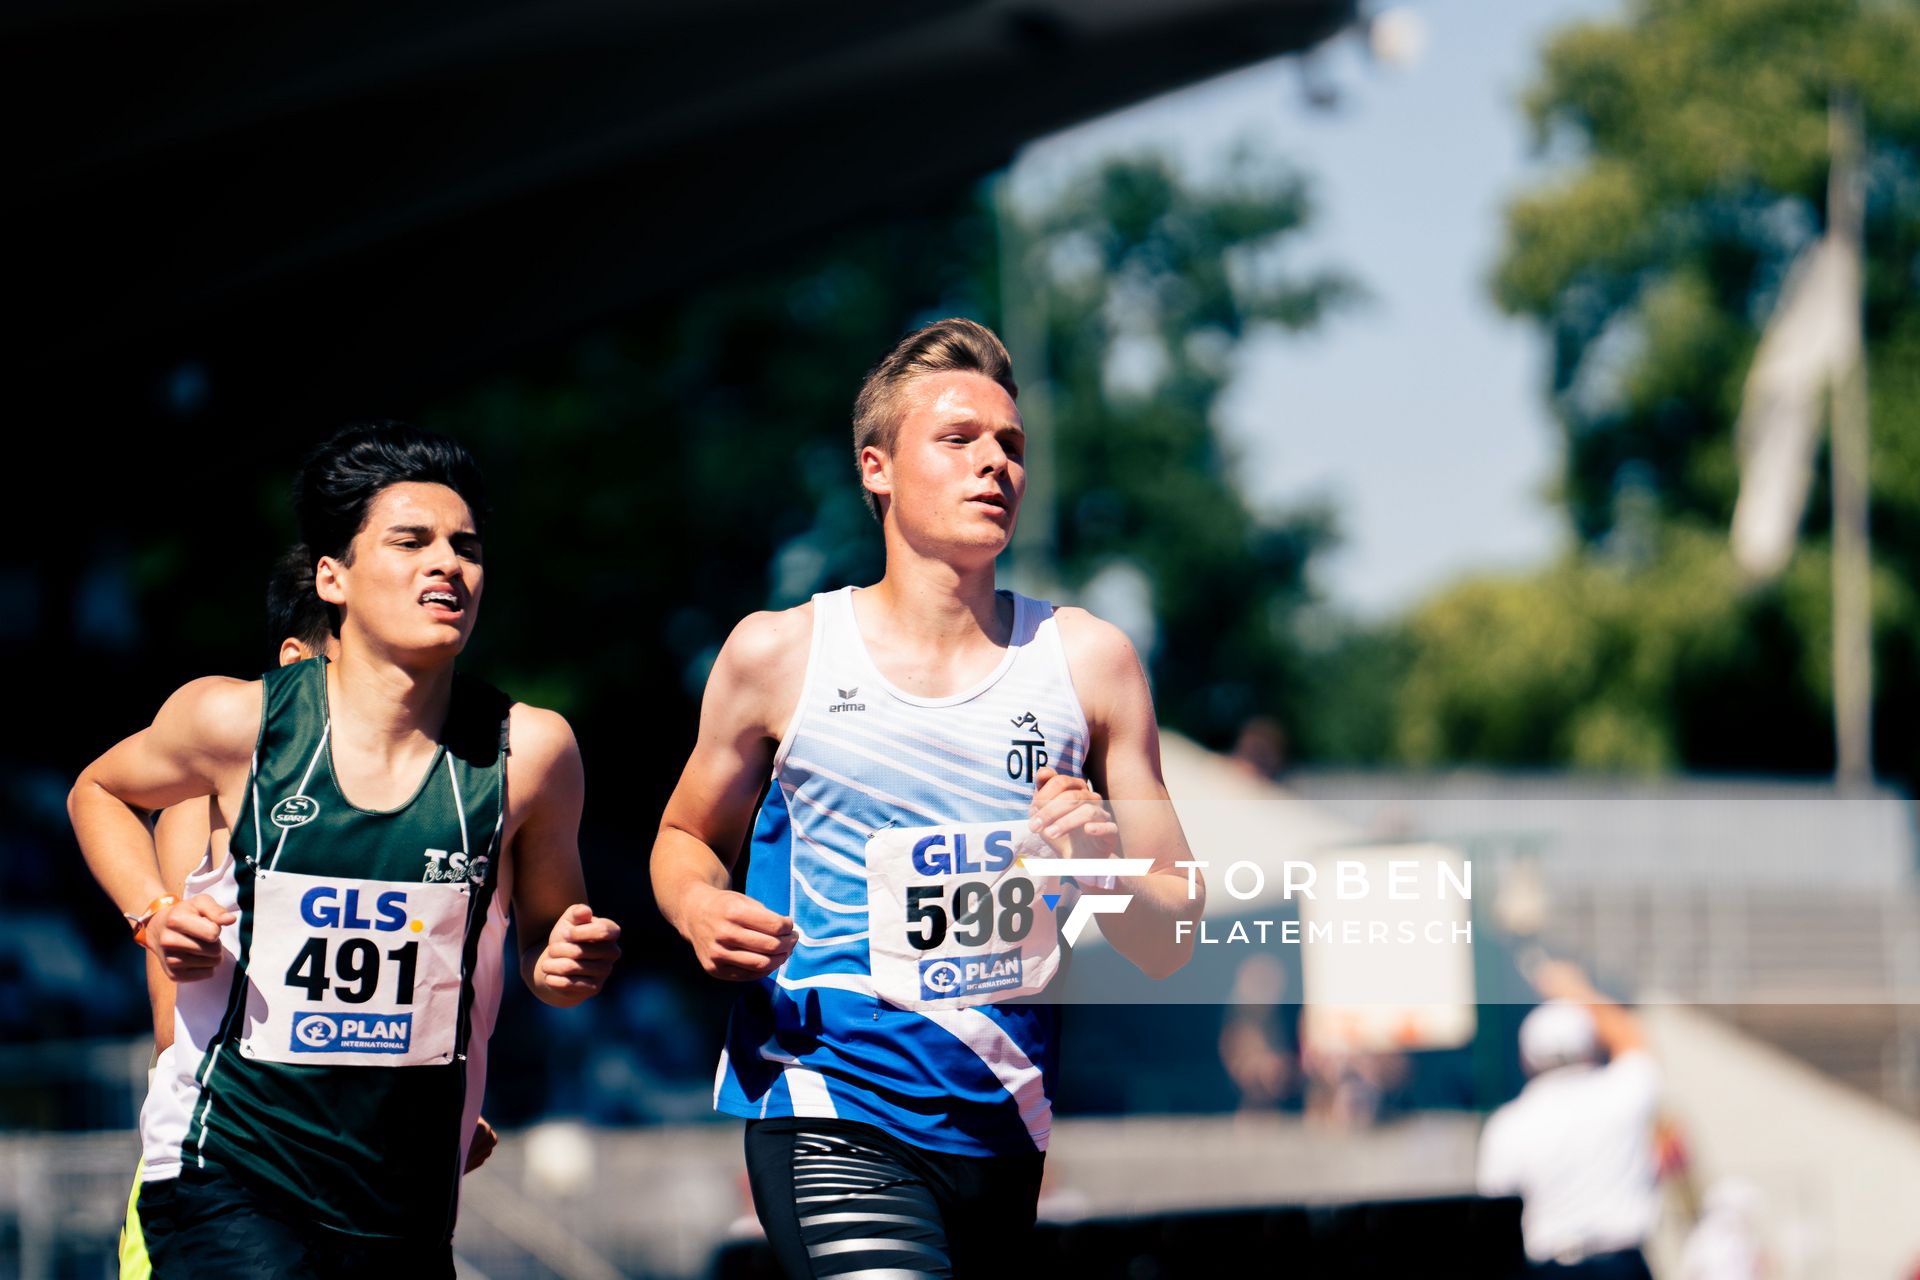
left=11, top=0, right=1355, bottom=407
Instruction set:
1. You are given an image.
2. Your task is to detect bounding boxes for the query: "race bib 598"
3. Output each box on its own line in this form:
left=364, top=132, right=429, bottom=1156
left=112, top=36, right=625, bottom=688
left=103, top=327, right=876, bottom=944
left=865, top=821, right=1067, bottom=1011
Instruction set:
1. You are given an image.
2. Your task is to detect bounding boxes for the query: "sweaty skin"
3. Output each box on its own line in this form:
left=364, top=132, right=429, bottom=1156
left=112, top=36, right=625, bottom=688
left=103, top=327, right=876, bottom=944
left=70, top=483, right=619, bottom=1012
left=653, top=371, right=1202, bottom=982
left=137, top=625, right=505, bottom=1170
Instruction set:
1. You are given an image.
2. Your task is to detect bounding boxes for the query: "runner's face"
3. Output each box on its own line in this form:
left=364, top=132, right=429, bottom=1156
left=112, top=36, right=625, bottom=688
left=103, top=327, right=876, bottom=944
left=871, top=371, right=1025, bottom=559
left=320, top=483, right=483, bottom=659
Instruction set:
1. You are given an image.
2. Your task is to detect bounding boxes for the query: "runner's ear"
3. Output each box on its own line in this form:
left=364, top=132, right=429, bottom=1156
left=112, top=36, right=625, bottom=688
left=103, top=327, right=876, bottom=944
left=859, top=444, right=892, bottom=504
left=314, top=556, right=347, bottom=606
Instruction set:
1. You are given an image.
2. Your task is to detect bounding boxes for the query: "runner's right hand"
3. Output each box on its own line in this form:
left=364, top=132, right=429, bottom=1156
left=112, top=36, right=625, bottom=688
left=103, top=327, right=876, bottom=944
left=146, top=894, right=236, bottom=981
left=685, top=885, right=795, bottom=981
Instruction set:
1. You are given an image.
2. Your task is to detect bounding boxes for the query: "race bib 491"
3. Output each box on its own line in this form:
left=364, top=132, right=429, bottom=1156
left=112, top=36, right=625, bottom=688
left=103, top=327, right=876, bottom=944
left=865, top=821, right=1066, bottom=1011
left=239, top=869, right=470, bottom=1067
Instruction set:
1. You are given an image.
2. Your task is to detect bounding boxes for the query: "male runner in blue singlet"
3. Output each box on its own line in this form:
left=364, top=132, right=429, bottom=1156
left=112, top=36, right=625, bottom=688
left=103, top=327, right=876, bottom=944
left=653, top=319, right=1204, bottom=1276
left=72, top=423, right=619, bottom=1278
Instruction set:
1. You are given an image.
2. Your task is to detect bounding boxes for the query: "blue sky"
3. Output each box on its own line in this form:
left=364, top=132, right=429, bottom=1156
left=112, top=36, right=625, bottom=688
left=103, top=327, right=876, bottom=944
left=1010, top=0, right=1621, bottom=618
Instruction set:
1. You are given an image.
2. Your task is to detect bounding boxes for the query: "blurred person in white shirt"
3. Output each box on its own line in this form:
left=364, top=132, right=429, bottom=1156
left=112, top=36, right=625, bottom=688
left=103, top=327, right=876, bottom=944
left=1477, top=960, right=1659, bottom=1279
left=1681, top=1178, right=1767, bottom=1280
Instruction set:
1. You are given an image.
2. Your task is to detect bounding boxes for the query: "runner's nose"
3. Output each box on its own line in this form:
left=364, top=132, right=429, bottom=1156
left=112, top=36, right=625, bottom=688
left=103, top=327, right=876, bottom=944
left=425, top=539, right=463, bottom=581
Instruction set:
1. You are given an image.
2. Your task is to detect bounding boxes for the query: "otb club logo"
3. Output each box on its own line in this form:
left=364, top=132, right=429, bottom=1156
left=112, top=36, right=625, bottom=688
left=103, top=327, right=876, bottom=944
left=1007, top=711, right=1047, bottom=784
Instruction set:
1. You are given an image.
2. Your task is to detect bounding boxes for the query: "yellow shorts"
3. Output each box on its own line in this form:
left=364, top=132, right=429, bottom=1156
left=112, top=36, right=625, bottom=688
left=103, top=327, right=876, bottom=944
left=120, top=1157, right=151, bottom=1280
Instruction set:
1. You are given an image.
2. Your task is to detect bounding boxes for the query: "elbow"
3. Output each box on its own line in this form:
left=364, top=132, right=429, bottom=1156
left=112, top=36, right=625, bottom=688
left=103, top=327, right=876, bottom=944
left=65, top=773, right=96, bottom=829
left=1135, top=938, right=1195, bottom=982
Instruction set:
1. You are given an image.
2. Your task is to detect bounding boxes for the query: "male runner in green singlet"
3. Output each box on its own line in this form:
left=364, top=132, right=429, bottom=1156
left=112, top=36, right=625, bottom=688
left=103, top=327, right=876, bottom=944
left=652, top=319, right=1205, bottom=1277
left=117, top=545, right=502, bottom=1280
left=73, top=422, right=618, bottom=1278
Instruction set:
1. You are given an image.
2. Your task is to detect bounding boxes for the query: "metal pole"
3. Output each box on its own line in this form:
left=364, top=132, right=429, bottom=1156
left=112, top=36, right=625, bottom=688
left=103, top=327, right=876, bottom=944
left=994, top=173, right=1057, bottom=597
left=1828, top=91, right=1873, bottom=789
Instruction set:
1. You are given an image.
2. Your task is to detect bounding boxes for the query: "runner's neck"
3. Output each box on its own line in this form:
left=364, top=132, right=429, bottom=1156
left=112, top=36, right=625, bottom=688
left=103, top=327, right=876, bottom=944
left=863, top=558, right=1009, bottom=653
left=323, top=647, right=455, bottom=759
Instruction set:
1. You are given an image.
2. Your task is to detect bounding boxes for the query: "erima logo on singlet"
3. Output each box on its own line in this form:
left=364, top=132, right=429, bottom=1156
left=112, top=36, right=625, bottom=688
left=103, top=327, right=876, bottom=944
left=1007, top=711, right=1047, bottom=784
left=270, top=796, right=320, bottom=828
left=828, top=686, right=866, bottom=713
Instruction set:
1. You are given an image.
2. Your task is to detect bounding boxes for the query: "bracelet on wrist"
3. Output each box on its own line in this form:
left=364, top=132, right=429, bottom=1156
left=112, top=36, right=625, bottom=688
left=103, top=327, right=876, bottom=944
left=124, top=894, right=179, bottom=948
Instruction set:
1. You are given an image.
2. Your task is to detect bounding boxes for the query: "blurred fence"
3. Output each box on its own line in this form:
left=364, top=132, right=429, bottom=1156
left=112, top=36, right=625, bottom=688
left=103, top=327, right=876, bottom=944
left=0, top=1114, right=1507, bottom=1280
left=1293, top=772, right=1917, bottom=891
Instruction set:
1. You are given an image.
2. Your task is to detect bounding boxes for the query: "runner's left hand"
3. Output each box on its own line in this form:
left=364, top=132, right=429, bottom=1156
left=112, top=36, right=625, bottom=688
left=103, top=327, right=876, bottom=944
left=535, top=904, right=621, bottom=1003
left=1029, top=766, right=1118, bottom=858
left=464, top=1116, right=499, bottom=1174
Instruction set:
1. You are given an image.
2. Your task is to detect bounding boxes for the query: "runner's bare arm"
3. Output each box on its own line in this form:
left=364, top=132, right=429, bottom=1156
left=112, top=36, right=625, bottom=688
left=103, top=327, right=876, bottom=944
left=652, top=607, right=808, bottom=981
left=506, top=704, right=620, bottom=1008
left=146, top=799, right=214, bottom=1049
left=1053, top=609, right=1204, bottom=979
left=68, top=678, right=255, bottom=981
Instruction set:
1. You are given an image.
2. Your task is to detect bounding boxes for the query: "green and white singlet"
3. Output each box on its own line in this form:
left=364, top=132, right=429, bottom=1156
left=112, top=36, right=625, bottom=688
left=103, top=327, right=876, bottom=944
left=138, top=658, right=512, bottom=1240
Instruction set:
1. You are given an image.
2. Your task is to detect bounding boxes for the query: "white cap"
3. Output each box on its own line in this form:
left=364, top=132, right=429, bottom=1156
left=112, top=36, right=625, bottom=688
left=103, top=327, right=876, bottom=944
left=1519, top=999, right=1598, bottom=1074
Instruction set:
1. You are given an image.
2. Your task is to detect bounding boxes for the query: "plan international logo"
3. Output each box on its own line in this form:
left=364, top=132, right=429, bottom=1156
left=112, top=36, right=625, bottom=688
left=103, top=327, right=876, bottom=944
left=919, top=949, right=1023, bottom=1001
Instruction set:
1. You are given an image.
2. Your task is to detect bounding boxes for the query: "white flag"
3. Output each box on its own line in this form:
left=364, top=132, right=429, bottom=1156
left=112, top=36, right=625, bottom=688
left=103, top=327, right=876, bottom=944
left=1729, top=233, right=1861, bottom=580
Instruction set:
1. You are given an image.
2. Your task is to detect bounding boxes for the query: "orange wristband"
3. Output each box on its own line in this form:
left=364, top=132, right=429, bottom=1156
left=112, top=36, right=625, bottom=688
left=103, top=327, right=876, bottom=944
left=125, top=894, right=179, bottom=948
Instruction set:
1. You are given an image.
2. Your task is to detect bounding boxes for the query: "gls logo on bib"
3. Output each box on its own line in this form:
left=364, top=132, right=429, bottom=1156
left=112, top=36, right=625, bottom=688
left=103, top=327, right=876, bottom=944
left=299, top=885, right=411, bottom=931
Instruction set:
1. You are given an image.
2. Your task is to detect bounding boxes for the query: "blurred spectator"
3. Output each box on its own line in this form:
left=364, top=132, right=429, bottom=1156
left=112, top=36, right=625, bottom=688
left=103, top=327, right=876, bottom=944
left=1219, top=954, right=1299, bottom=1111
left=1680, top=1178, right=1767, bottom=1280
left=1302, top=1042, right=1409, bottom=1130
left=1476, top=960, right=1659, bottom=1278
left=1229, top=715, right=1289, bottom=780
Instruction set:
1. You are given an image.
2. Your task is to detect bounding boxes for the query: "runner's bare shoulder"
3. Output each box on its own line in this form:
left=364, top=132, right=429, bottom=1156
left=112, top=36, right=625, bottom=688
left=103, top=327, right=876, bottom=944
left=503, top=700, right=580, bottom=792
left=156, top=675, right=265, bottom=769
left=711, top=601, right=815, bottom=737
left=1049, top=607, right=1143, bottom=689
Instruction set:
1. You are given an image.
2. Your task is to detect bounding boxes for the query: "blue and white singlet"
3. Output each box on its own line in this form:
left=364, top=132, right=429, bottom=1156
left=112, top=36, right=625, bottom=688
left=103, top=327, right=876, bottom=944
left=714, top=586, right=1091, bottom=1156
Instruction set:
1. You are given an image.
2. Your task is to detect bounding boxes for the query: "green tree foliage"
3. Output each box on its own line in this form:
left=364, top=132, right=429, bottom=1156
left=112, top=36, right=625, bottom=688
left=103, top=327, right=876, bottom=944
left=435, top=152, right=1351, bottom=762
left=1014, top=153, right=1355, bottom=744
left=1398, top=0, right=1920, bottom=781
